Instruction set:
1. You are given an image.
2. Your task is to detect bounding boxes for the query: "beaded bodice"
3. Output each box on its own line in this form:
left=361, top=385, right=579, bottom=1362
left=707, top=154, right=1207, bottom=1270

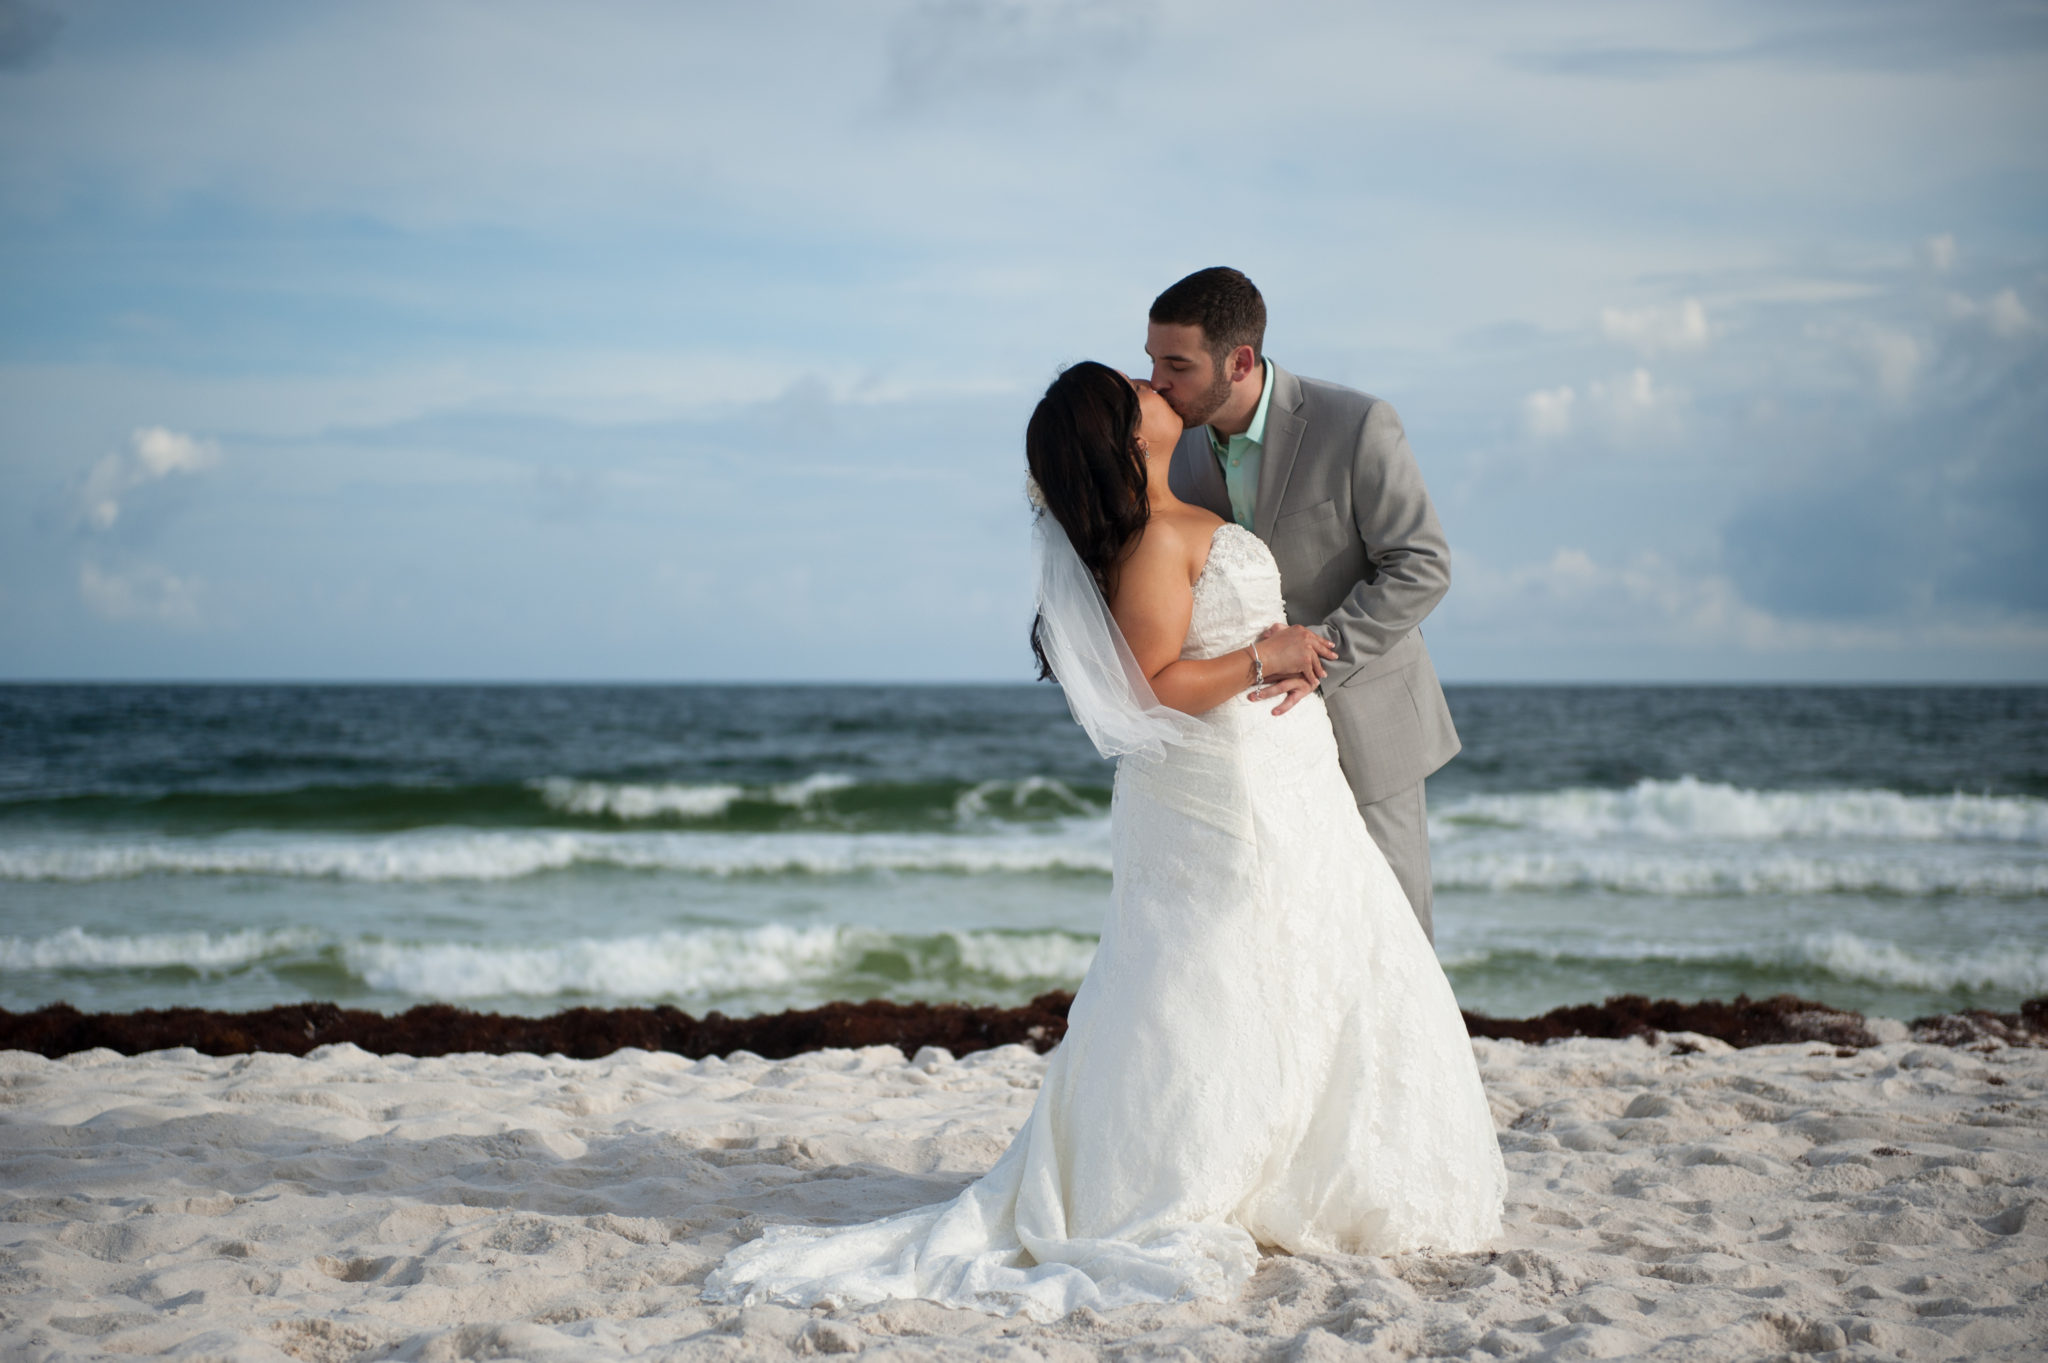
left=1181, top=523, right=1287, bottom=662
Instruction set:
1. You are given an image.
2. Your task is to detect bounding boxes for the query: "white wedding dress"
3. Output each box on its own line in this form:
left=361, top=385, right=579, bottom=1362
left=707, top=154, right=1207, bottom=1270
left=703, top=523, right=1506, bottom=1320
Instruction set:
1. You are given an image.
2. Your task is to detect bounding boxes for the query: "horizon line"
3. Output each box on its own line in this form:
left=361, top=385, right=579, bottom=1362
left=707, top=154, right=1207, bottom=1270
left=5, top=677, right=2046, bottom=689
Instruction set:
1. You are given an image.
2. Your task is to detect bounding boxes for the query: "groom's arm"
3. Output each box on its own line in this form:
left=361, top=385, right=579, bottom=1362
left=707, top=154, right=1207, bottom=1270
left=1316, top=399, right=1450, bottom=689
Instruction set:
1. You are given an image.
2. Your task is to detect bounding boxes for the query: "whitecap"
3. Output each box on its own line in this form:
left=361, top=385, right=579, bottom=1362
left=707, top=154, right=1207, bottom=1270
left=1445, top=929, right=2048, bottom=996
left=532, top=772, right=860, bottom=821
left=343, top=923, right=862, bottom=998
left=0, top=826, right=1114, bottom=883
left=1795, top=929, right=2048, bottom=994
left=535, top=778, right=748, bottom=820
left=1432, top=778, right=2048, bottom=845
left=1432, top=846, right=2048, bottom=897
left=953, top=776, right=1101, bottom=823
left=342, top=924, right=1096, bottom=999
left=0, top=924, right=319, bottom=971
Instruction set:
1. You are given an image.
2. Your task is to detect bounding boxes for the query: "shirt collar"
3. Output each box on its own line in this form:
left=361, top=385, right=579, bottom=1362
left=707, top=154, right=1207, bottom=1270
left=1208, top=358, right=1275, bottom=453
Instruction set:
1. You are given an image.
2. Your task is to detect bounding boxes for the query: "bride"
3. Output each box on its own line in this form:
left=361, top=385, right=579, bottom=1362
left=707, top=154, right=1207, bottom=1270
left=704, top=361, right=1506, bottom=1320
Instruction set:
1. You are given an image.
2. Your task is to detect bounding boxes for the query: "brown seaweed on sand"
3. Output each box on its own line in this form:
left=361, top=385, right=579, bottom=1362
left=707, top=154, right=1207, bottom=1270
left=2, top=992, right=2042, bottom=1061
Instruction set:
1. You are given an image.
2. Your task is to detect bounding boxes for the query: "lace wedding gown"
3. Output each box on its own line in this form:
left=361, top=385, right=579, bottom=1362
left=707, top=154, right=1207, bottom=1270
left=704, top=523, right=1506, bottom=1320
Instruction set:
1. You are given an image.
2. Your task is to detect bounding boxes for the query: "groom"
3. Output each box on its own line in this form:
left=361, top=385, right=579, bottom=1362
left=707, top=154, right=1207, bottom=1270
left=1146, top=267, right=1459, bottom=943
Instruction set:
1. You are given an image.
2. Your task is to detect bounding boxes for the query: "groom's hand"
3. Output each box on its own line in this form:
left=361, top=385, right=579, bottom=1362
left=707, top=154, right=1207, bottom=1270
left=1256, top=623, right=1338, bottom=685
left=1248, top=673, right=1318, bottom=716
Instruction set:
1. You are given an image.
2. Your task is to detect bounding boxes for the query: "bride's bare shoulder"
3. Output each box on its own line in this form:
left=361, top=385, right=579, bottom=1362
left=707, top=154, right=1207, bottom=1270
left=1128, top=507, right=1227, bottom=585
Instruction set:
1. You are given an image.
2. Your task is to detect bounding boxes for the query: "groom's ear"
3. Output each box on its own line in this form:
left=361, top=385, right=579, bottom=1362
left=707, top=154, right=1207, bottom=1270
left=1228, top=345, right=1259, bottom=384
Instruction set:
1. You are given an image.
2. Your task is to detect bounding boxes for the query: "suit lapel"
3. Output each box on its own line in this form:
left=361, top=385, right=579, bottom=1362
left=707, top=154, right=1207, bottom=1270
left=1253, top=363, right=1305, bottom=543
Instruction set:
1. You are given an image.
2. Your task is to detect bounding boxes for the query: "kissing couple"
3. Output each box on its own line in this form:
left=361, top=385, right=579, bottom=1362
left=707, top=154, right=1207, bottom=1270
left=707, top=268, right=1505, bottom=1319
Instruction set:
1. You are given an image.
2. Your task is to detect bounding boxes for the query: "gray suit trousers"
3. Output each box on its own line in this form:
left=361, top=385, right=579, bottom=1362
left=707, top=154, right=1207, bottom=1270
left=1359, top=779, right=1433, bottom=943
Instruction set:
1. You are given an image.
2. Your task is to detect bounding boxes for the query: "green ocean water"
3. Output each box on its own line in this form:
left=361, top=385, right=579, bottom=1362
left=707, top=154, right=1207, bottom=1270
left=3, top=684, right=2044, bottom=1021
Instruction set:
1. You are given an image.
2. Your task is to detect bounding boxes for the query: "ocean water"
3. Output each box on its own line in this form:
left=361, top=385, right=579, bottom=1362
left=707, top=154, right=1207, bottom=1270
left=1, top=684, right=2043, bottom=1023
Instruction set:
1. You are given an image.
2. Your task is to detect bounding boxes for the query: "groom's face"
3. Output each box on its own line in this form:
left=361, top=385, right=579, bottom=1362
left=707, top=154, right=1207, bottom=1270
left=1145, top=322, right=1234, bottom=429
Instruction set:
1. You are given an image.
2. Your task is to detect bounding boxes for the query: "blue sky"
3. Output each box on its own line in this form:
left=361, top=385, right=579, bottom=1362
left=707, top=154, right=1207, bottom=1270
left=2, top=0, right=2044, bottom=682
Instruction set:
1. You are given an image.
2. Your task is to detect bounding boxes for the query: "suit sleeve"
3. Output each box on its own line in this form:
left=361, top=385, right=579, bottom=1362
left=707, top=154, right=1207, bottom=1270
left=1318, top=399, right=1451, bottom=685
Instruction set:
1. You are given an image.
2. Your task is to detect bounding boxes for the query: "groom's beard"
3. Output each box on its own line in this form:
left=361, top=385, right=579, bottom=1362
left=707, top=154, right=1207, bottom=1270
left=1174, top=363, right=1236, bottom=429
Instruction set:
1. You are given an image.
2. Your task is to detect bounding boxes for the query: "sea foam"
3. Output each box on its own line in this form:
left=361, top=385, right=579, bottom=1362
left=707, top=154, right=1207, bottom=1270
left=1433, top=846, right=2048, bottom=897
left=0, top=826, right=1114, bottom=883
left=0, top=922, right=1100, bottom=1001
left=534, top=773, right=858, bottom=820
left=1434, top=777, right=2048, bottom=844
left=2, top=823, right=2042, bottom=896
left=344, top=924, right=1098, bottom=1000
left=0, top=925, right=319, bottom=971
left=1795, top=929, right=2048, bottom=994
left=4, top=778, right=2043, bottom=900
left=952, top=777, right=1099, bottom=823
left=345, top=923, right=861, bottom=998
left=1440, top=929, right=2048, bottom=996
left=11, top=919, right=2035, bottom=1002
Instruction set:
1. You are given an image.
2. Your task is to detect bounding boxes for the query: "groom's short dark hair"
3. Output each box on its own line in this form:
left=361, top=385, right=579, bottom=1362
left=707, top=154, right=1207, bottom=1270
left=1150, top=268, right=1265, bottom=365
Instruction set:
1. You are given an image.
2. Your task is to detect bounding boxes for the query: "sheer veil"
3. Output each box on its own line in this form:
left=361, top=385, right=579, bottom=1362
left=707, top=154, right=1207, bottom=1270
left=1030, top=503, right=1199, bottom=761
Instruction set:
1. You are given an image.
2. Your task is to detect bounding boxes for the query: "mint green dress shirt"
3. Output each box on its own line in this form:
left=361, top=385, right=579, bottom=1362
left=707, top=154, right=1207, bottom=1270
left=1208, top=359, right=1275, bottom=530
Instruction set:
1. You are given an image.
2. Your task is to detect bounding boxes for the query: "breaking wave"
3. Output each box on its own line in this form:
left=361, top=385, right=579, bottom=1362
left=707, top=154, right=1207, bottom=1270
left=0, top=925, right=321, bottom=971
left=533, top=773, right=858, bottom=820
left=1434, top=778, right=2048, bottom=845
left=2, top=822, right=2042, bottom=899
left=1432, top=847, right=2048, bottom=897
left=2, top=922, right=1100, bottom=1003
left=1441, top=930, right=2048, bottom=997
left=0, top=826, right=1114, bottom=883
left=0, top=773, right=1109, bottom=834
left=343, top=924, right=1097, bottom=1000
left=8, top=922, right=2037, bottom=1005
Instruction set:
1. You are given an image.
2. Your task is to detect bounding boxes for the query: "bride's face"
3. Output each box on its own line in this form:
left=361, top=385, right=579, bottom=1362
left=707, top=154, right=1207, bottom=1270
left=1126, top=375, right=1184, bottom=458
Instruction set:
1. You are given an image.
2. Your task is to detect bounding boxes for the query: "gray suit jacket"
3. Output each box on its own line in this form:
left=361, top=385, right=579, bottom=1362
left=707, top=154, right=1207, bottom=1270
left=1168, top=362, right=1460, bottom=805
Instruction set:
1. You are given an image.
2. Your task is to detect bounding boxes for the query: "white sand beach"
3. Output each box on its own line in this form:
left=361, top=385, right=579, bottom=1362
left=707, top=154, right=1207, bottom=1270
left=2, top=1032, right=2043, bottom=1362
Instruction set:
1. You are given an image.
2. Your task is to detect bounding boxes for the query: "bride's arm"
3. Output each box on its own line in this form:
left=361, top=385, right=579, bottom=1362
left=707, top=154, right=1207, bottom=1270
left=1108, top=525, right=1264, bottom=716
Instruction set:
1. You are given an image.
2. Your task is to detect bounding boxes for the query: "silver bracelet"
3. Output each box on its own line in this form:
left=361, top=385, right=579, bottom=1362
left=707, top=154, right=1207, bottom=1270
left=1248, top=642, right=1264, bottom=689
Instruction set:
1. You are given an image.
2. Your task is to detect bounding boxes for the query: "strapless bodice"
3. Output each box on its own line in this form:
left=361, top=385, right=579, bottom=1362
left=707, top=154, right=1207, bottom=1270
left=1181, top=523, right=1286, bottom=662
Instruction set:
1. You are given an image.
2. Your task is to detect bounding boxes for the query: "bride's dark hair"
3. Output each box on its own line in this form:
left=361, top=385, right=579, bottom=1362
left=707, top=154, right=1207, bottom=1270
left=1025, top=360, right=1150, bottom=682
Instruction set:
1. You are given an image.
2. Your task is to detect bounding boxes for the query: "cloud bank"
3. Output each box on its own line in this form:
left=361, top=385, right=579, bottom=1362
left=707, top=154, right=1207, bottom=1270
left=0, top=1, right=2042, bottom=681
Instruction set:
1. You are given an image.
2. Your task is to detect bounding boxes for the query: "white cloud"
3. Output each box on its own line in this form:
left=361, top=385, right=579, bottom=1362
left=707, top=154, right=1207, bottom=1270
left=1599, top=298, right=1708, bottom=353
left=1949, top=287, right=2038, bottom=339
left=78, top=562, right=204, bottom=627
left=1521, top=368, right=1678, bottom=443
left=1523, top=385, right=1576, bottom=437
left=1854, top=326, right=1921, bottom=402
left=1454, top=547, right=2048, bottom=658
left=1587, top=366, right=1660, bottom=414
left=131, top=426, right=220, bottom=477
left=81, top=461, right=123, bottom=530
left=80, top=425, right=222, bottom=529
left=1986, top=289, right=2037, bottom=338
left=1454, top=546, right=1772, bottom=644
left=3, top=14, right=2043, bottom=682
left=1545, top=547, right=1600, bottom=587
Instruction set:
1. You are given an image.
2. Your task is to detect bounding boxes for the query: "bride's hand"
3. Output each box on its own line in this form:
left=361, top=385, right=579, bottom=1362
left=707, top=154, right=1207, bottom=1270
left=1248, top=672, right=1318, bottom=716
left=1255, top=624, right=1338, bottom=684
